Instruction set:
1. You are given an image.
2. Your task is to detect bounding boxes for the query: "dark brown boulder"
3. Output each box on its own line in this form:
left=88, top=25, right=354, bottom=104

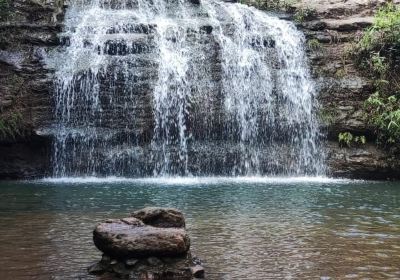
left=90, top=208, right=203, bottom=278
left=131, top=207, right=186, bottom=228
left=93, top=219, right=190, bottom=259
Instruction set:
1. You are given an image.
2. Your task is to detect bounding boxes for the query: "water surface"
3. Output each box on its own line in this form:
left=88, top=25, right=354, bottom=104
left=0, top=177, right=399, bottom=279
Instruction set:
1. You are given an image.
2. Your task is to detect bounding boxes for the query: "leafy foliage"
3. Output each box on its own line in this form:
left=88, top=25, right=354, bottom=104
left=294, top=7, right=316, bottom=23
left=318, top=107, right=335, bottom=125
left=365, top=93, right=400, bottom=144
left=338, top=132, right=366, bottom=147
left=351, top=4, right=400, bottom=84
left=357, top=4, right=400, bottom=52
left=308, top=39, right=322, bottom=51
left=240, top=0, right=316, bottom=22
left=338, top=132, right=353, bottom=147
left=240, top=0, right=295, bottom=12
left=350, top=3, right=400, bottom=145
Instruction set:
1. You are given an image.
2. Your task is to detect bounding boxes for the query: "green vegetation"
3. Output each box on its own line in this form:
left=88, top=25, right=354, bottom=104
left=0, top=0, right=10, bottom=21
left=351, top=4, right=400, bottom=79
left=365, top=93, right=400, bottom=144
left=0, top=112, right=25, bottom=140
left=355, top=4, right=400, bottom=58
left=318, top=107, right=335, bottom=125
left=239, top=0, right=316, bottom=22
left=240, top=0, right=296, bottom=12
left=308, top=39, right=322, bottom=51
left=350, top=3, right=400, bottom=145
left=338, top=132, right=366, bottom=147
left=335, top=68, right=347, bottom=78
left=294, top=7, right=315, bottom=23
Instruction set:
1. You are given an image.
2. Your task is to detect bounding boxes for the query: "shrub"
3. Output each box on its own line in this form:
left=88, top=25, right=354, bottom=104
left=365, top=93, right=400, bottom=144
left=338, top=132, right=366, bottom=147
left=338, top=132, right=353, bottom=147
left=351, top=4, right=400, bottom=80
left=308, top=39, right=322, bottom=51
left=351, top=3, right=400, bottom=146
left=240, top=0, right=296, bottom=12
left=318, top=107, right=335, bottom=125
left=358, top=4, right=400, bottom=51
left=294, top=7, right=316, bottom=23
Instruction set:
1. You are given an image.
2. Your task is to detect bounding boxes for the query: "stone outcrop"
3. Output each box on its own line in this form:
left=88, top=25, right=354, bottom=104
left=1, top=0, right=400, bottom=179
left=93, top=220, right=190, bottom=259
left=0, top=134, right=51, bottom=179
left=327, top=141, right=400, bottom=179
left=131, top=207, right=186, bottom=228
left=90, top=207, right=204, bottom=279
left=295, top=0, right=400, bottom=179
left=295, top=0, right=394, bottom=18
left=0, top=0, right=65, bottom=178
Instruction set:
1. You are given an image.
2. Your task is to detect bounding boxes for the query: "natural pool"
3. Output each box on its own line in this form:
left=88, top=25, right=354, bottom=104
left=0, top=177, right=399, bottom=279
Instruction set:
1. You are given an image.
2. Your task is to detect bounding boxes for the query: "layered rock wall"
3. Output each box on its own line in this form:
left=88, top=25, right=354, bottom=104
left=1, top=0, right=399, bottom=179
left=0, top=0, right=65, bottom=178
left=297, top=0, right=400, bottom=179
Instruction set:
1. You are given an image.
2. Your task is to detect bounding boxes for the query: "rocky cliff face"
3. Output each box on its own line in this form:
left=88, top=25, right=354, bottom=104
left=0, top=0, right=399, bottom=179
left=297, top=0, right=400, bottom=179
left=0, top=0, right=65, bottom=178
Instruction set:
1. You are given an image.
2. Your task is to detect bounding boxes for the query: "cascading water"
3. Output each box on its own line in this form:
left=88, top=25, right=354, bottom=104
left=46, top=0, right=325, bottom=177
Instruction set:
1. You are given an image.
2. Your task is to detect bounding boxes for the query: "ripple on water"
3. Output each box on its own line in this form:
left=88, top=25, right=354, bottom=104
left=0, top=179, right=399, bottom=279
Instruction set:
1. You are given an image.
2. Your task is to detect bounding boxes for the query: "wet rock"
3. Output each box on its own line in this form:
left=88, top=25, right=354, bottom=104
left=327, top=141, right=400, bottom=179
left=200, top=25, right=213, bottom=34
left=304, top=17, right=373, bottom=32
left=3, top=0, right=397, bottom=181
left=323, top=17, right=373, bottom=31
left=111, top=262, right=129, bottom=276
left=100, top=254, right=111, bottom=265
left=296, top=0, right=400, bottom=180
left=125, top=258, right=139, bottom=266
left=303, top=20, right=327, bottom=31
left=121, top=217, right=145, bottom=226
left=294, top=0, right=398, bottom=18
left=90, top=208, right=204, bottom=279
left=0, top=0, right=65, bottom=180
left=94, top=209, right=190, bottom=259
left=0, top=134, right=52, bottom=179
left=94, top=222, right=190, bottom=259
left=87, top=262, right=107, bottom=274
left=147, top=257, right=163, bottom=266
left=191, top=265, right=205, bottom=278
left=131, top=207, right=186, bottom=228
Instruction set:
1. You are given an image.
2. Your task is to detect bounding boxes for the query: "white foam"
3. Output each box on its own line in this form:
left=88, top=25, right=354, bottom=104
left=47, top=0, right=325, bottom=177
left=39, top=176, right=360, bottom=185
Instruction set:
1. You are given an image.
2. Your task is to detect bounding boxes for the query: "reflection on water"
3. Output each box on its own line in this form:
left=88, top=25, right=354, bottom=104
left=0, top=178, right=399, bottom=279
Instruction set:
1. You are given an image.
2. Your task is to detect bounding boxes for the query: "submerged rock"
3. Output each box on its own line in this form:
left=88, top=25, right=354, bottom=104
left=90, top=207, right=204, bottom=279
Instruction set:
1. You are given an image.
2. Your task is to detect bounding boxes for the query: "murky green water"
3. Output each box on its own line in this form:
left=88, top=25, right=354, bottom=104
left=0, top=177, right=399, bottom=279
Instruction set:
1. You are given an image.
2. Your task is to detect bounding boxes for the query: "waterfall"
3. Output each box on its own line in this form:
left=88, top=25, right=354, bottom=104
left=46, top=0, right=325, bottom=177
